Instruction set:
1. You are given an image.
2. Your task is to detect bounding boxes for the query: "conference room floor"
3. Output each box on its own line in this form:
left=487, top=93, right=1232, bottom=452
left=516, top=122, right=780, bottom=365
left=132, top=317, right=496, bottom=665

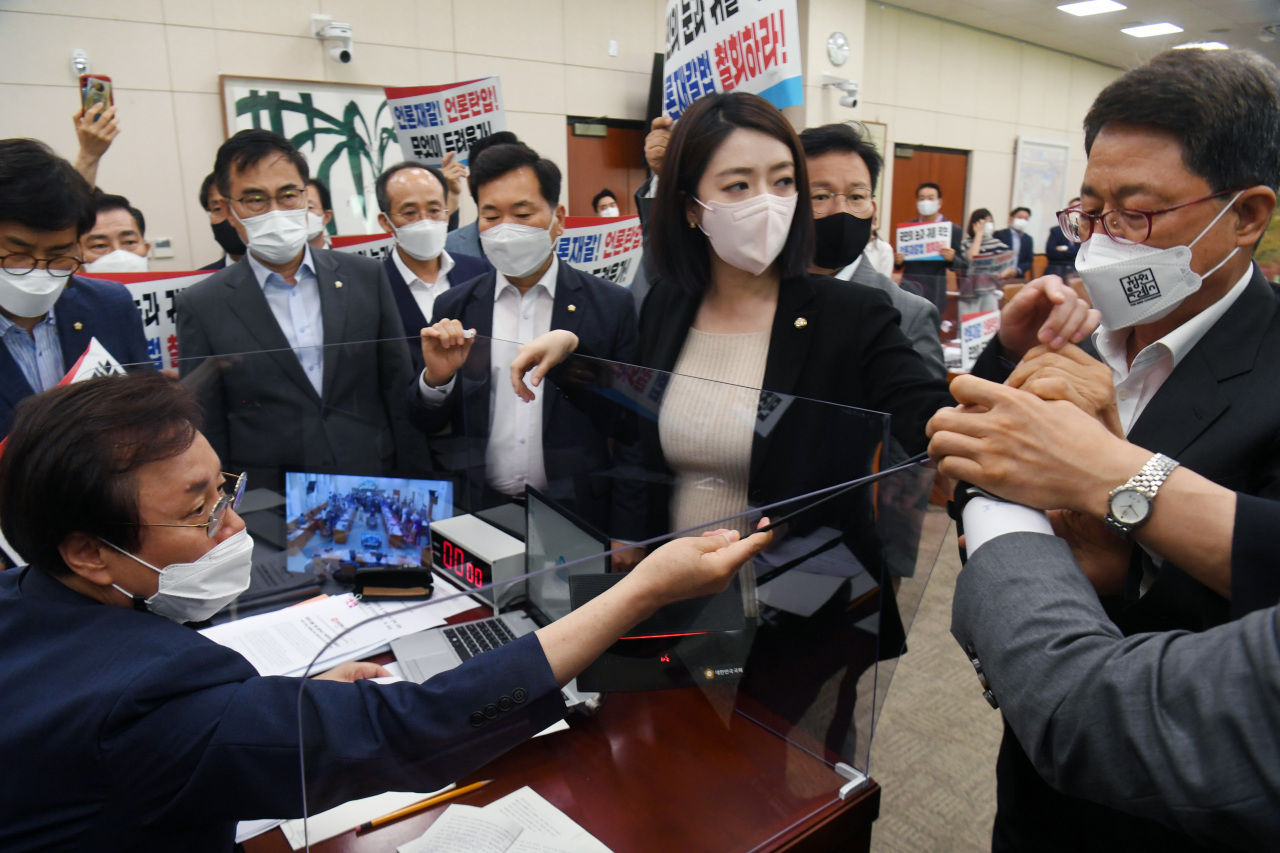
left=870, top=517, right=1003, bottom=852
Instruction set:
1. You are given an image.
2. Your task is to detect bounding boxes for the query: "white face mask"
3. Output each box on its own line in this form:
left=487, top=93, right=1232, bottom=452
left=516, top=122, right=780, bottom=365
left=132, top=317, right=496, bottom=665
left=695, top=192, right=797, bottom=276
left=917, top=198, right=941, bottom=218
left=0, top=268, right=66, bottom=318
left=982, top=221, right=996, bottom=238
left=1010, top=217, right=1028, bottom=233
left=85, top=248, right=149, bottom=273
left=306, top=211, right=328, bottom=241
left=392, top=218, right=448, bottom=262
left=598, top=205, right=620, bottom=217
left=237, top=208, right=309, bottom=265
left=1076, top=191, right=1243, bottom=330
left=107, top=528, right=255, bottom=623
left=481, top=222, right=554, bottom=279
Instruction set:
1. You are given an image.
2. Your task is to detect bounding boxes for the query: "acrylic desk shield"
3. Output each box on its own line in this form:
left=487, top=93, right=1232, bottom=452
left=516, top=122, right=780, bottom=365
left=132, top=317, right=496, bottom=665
left=147, top=334, right=948, bottom=852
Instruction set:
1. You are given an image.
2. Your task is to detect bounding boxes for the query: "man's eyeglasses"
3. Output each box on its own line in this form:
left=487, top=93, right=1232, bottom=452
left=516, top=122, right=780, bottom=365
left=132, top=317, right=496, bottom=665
left=811, top=191, right=874, bottom=217
left=0, top=253, right=82, bottom=278
left=135, top=472, right=247, bottom=539
left=231, top=189, right=306, bottom=216
left=1057, top=187, right=1241, bottom=245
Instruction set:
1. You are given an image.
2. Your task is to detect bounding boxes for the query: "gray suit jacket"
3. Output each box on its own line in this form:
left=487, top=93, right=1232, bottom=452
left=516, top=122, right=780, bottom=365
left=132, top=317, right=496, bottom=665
left=175, top=250, right=420, bottom=483
left=952, top=531, right=1280, bottom=850
left=847, top=260, right=945, bottom=381
left=444, top=220, right=483, bottom=260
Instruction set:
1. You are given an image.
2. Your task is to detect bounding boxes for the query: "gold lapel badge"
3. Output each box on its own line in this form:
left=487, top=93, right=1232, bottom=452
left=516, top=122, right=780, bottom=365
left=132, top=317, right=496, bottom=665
left=74, top=322, right=83, bottom=331
left=335, top=281, right=343, bottom=289
left=568, top=304, right=577, bottom=313
left=794, top=317, right=808, bottom=329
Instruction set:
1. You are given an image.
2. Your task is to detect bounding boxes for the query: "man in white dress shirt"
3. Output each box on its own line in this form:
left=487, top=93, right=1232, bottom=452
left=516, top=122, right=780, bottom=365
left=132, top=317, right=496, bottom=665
left=408, top=143, right=644, bottom=563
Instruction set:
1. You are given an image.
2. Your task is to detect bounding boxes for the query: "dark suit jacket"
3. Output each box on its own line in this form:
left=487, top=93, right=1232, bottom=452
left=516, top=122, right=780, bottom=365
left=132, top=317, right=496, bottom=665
left=0, top=565, right=564, bottom=853
left=954, top=530, right=1280, bottom=851
left=408, top=261, right=644, bottom=539
left=0, top=275, right=150, bottom=437
left=1043, top=225, right=1078, bottom=277
left=994, top=265, right=1280, bottom=853
left=443, top=221, right=483, bottom=260
left=993, top=227, right=1034, bottom=276
left=384, top=250, right=492, bottom=341
left=175, top=250, right=421, bottom=485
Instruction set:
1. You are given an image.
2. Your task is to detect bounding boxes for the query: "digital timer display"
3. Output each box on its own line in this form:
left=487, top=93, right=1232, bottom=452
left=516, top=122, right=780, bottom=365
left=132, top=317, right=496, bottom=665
left=432, top=536, right=493, bottom=589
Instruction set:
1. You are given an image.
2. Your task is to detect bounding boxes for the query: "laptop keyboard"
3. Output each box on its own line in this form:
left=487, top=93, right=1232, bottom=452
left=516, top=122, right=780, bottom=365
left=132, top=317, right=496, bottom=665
left=443, top=618, right=520, bottom=662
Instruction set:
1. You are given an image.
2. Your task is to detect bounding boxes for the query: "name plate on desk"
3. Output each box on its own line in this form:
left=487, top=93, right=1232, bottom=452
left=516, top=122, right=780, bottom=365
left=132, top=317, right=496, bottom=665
left=569, top=574, right=746, bottom=692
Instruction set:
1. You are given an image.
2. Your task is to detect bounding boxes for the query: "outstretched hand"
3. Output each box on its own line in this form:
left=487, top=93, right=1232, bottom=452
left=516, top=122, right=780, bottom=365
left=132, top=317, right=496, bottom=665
left=997, top=274, right=1100, bottom=361
left=510, top=329, right=579, bottom=402
left=419, top=319, right=475, bottom=387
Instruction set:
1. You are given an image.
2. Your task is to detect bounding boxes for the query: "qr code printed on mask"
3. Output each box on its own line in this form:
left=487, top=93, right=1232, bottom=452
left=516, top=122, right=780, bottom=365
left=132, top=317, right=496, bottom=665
left=1119, top=268, right=1161, bottom=306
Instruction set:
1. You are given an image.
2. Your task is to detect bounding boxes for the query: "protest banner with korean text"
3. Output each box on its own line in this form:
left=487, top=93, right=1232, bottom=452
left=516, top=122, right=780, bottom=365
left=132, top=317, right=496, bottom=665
left=662, top=0, right=802, bottom=120
left=555, top=216, right=643, bottom=288
left=896, top=221, right=952, bottom=263
left=968, top=248, right=1014, bottom=279
left=960, top=310, right=1001, bottom=371
left=331, top=233, right=397, bottom=262
left=385, top=77, right=506, bottom=166
left=91, top=271, right=213, bottom=369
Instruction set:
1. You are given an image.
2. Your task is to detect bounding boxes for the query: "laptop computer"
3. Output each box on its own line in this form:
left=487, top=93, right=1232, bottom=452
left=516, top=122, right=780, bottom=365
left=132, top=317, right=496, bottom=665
left=390, top=486, right=609, bottom=711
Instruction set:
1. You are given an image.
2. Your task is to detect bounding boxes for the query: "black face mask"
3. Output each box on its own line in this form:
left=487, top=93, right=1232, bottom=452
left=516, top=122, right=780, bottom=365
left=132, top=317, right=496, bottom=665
left=211, top=219, right=246, bottom=257
left=813, top=211, right=873, bottom=272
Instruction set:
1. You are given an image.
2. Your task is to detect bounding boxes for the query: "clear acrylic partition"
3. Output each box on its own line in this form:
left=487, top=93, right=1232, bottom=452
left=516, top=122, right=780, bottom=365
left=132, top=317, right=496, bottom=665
left=126, top=335, right=948, bottom=852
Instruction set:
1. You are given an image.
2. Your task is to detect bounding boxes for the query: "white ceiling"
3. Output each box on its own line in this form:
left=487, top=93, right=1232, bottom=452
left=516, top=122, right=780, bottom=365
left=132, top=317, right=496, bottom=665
left=879, top=0, right=1280, bottom=70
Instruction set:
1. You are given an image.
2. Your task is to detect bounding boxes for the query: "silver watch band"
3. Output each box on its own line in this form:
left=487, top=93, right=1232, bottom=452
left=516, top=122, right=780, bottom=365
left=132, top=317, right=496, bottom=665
left=1123, top=452, right=1180, bottom=497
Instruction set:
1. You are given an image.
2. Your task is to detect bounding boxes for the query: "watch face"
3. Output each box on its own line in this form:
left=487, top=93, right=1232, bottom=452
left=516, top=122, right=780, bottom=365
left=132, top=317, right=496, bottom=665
left=1109, top=488, right=1151, bottom=525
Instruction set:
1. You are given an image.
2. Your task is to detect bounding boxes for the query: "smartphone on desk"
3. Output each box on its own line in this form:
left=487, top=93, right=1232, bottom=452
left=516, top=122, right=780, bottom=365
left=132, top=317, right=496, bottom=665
left=79, top=74, right=113, bottom=118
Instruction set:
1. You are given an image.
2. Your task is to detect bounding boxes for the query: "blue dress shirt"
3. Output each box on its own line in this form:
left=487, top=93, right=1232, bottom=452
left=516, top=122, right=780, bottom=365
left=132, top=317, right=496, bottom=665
left=0, top=307, right=65, bottom=393
left=246, top=248, right=324, bottom=395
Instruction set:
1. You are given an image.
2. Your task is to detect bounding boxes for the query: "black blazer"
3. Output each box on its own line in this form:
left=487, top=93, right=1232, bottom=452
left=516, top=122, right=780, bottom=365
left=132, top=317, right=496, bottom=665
left=408, top=261, right=644, bottom=539
left=199, top=256, right=228, bottom=271
left=0, top=276, right=151, bottom=437
left=993, top=265, right=1280, bottom=853
left=993, top=227, right=1035, bottom=276
left=384, top=250, right=492, bottom=341
left=176, top=249, right=422, bottom=486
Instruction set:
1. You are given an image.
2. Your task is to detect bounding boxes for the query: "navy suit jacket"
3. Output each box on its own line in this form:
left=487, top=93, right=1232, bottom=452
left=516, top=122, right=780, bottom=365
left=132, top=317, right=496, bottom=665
left=0, top=275, right=150, bottom=437
left=384, top=250, right=492, bottom=341
left=993, top=228, right=1035, bottom=277
left=0, top=565, right=565, bottom=853
left=408, top=261, right=644, bottom=539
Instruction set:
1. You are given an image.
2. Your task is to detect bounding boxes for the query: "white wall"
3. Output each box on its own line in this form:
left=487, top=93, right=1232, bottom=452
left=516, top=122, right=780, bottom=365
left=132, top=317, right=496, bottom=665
left=0, top=0, right=666, bottom=270
left=0, top=0, right=1121, bottom=268
left=800, top=1, right=1120, bottom=248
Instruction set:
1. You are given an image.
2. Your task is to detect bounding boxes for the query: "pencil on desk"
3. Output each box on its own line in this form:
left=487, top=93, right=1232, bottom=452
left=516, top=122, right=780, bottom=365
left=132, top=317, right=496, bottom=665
left=357, top=779, right=493, bottom=832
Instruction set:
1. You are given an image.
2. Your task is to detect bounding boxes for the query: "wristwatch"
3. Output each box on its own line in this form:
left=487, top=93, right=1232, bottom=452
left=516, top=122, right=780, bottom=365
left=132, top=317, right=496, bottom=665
left=1104, top=453, right=1180, bottom=538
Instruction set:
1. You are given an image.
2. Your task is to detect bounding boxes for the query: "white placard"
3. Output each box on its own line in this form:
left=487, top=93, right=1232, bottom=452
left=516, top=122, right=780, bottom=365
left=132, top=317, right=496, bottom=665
left=330, top=233, right=396, bottom=262
left=662, top=0, right=802, bottom=120
left=959, top=310, right=1001, bottom=371
left=895, top=221, right=952, bottom=264
left=88, top=271, right=213, bottom=369
left=385, top=77, right=506, bottom=167
left=554, top=216, right=643, bottom=289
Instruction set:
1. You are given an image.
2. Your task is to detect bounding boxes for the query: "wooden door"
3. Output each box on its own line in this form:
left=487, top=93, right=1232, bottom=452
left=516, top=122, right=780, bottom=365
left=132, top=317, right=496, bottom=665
left=565, top=121, right=649, bottom=217
left=888, top=145, right=969, bottom=247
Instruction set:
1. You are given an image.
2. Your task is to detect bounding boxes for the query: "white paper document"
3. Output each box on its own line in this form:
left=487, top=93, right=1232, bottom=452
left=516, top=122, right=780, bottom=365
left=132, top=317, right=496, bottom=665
left=200, top=592, right=475, bottom=677
left=398, top=787, right=611, bottom=853
left=280, top=789, right=448, bottom=850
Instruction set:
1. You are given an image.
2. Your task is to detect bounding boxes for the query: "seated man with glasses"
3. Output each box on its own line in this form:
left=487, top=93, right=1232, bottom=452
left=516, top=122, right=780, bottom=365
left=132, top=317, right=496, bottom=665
left=978, top=46, right=1280, bottom=853
left=176, top=129, right=423, bottom=488
left=0, top=138, right=148, bottom=437
left=0, top=371, right=769, bottom=851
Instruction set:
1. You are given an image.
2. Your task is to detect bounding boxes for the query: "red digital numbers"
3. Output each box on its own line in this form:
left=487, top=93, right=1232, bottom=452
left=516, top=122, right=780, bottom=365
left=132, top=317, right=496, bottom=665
left=442, top=540, right=484, bottom=587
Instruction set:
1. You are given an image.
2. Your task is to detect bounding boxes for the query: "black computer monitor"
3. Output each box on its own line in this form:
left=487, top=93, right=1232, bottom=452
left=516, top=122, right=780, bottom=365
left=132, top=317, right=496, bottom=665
left=524, top=486, right=609, bottom=622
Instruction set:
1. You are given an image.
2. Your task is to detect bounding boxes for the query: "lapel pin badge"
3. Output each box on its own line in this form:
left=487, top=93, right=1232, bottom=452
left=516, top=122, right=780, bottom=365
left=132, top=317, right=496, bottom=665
left=74, top=322, right=83, bottom=331
left=794, top=317, right=808, bottom=329
left=568, top=304, right=576, bottom=313
left=335, top=281, right=343, bottom=289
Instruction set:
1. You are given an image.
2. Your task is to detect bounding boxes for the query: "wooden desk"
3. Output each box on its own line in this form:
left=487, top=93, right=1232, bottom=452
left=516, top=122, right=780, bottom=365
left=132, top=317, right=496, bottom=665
left=244, top=608, right=880, bottom=853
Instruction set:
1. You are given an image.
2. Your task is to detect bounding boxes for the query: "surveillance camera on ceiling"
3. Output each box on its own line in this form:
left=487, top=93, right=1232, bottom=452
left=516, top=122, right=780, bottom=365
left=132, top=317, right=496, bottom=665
left=312, top=14, right=353, bottom=63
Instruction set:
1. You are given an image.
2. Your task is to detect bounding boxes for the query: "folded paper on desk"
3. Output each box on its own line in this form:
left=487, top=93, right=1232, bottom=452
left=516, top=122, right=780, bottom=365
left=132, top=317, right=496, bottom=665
left=199, top=592, right=475, bottom=676
left=399, top=786, right=611, bottom=853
